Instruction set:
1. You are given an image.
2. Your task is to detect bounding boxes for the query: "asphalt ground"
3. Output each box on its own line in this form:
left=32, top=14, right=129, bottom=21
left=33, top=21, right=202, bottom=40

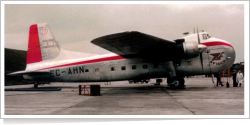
left=4, top=77, right=244, bottom=116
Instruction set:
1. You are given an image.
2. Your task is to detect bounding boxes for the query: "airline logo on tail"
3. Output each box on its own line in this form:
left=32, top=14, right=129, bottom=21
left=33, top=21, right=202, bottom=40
left=26, top=24, right=60, bottom=64
left=40, top=27, right=48, bottom=35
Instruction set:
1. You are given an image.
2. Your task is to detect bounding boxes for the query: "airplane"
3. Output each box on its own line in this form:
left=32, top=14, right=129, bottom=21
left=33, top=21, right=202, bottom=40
left=8, top=23, right=236, bottom=88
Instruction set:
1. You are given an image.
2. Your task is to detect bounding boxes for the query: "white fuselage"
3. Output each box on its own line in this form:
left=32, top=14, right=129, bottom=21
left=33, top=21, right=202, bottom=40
left=24, top=38, right=235, bottom=82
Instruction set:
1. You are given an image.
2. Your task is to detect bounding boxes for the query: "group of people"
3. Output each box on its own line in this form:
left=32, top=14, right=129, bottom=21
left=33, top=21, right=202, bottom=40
left=215, top=70, right=244, bottom=87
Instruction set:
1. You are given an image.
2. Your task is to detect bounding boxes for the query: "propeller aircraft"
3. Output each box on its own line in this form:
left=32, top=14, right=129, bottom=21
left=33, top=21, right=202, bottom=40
left=9, top=23, right=236, bottom=88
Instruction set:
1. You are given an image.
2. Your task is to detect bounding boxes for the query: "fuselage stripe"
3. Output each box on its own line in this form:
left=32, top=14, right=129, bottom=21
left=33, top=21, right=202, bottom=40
left=37, top=55, right=125, bottom=71
left=201, top=41, right=233, bottom=48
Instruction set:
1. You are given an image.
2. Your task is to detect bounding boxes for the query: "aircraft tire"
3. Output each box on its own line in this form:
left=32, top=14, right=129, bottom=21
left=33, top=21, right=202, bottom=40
left=155, top=79, right=162, bottom=85
left=170, top=77, right=185, bottom=89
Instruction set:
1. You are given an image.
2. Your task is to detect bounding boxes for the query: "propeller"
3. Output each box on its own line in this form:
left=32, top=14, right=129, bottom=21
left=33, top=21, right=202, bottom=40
left=197, top=28, right=204, bottom=70
left=211, top=74, right=216, bottom=88
left=211, top=74, right=215, bottom=83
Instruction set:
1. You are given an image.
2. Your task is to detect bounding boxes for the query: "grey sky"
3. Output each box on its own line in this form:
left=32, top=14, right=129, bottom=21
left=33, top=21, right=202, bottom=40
left=4, top=4, right=244, bottom=63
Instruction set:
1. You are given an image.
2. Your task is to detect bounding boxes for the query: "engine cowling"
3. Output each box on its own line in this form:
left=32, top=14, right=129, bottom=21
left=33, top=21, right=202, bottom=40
left=182, top=41, right=199, bottom=58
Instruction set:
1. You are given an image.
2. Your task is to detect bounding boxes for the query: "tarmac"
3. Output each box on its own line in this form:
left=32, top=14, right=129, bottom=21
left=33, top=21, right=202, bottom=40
left=4, top=77, right=244, bottom=116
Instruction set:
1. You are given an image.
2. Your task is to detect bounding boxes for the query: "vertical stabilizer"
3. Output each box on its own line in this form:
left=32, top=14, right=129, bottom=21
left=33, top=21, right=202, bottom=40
left=26, top=23, right=60, bottom=64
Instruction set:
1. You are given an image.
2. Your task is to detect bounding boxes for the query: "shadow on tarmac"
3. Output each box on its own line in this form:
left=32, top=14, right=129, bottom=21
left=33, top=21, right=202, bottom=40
left=5, top=87, right=61, bottom=91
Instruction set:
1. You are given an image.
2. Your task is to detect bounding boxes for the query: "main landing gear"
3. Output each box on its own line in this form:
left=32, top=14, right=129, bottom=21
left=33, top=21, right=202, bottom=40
left=154, top=77, right=185, bottom=89
left=167, top=77, right=185, bottom=89
left=154, top=79, right=163, bottom=85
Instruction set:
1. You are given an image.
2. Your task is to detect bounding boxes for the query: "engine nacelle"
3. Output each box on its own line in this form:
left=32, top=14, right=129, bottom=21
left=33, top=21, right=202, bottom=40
left=182, top=41, right=199, bottom=58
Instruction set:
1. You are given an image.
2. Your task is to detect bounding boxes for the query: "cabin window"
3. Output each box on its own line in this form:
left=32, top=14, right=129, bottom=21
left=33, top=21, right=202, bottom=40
left=111, top=67, right=115, bottom=71
left=85, top=69, right=89, bottom=72
left=142, top=64, right=148, bottom=69
left=121, top=66, right=126, bottom=70
left=132, top=65, right=136, bottom=70
left=95, top=68, right=99, bottom=72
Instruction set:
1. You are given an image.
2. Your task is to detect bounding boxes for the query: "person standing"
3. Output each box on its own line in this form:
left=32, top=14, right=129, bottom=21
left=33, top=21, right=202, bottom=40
left=232, top=70, right=237, bottom=87
left=216, top=73, right=223, bottom=87
left=236, top=70, right=244, bottom=87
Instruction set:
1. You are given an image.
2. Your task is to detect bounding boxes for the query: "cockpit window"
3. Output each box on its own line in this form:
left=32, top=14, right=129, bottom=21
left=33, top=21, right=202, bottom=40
left=207, top=34, right=211, bottom=38
left=202, top=34, right=207, bottom=40
left=202, top=34, right=211, bottom=40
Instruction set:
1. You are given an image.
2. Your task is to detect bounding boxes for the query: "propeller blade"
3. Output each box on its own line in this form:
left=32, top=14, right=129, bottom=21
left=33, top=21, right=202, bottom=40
left=197, top=27, right=201, bottom=44
left=211, top=74, right=215, bottom=83
left=200, top=53, right=203, bottom=70
left=197, top=27, right=203, bottom=70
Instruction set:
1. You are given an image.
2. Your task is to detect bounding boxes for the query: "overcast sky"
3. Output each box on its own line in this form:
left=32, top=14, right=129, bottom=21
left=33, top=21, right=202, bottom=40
left=4, top=4, right=245, bottom=63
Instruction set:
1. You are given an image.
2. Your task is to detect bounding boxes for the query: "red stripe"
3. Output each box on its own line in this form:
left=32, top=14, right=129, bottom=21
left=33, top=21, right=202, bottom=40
left=37, top=55, right=125, bottom=71
left=201, top=41, right=233, bottom=48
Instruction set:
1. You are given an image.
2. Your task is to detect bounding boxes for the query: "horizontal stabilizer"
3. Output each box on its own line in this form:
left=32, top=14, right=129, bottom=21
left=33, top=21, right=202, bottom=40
left=8, top=70, right=50, bottom=76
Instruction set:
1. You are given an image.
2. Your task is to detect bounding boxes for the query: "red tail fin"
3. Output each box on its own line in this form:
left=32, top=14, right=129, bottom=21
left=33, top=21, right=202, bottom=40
left=26, top=24, right=42, bottom=64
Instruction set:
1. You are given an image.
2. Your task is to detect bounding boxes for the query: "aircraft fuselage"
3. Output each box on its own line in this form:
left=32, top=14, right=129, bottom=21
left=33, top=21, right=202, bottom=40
left=24, top=42, right=235, bottom=82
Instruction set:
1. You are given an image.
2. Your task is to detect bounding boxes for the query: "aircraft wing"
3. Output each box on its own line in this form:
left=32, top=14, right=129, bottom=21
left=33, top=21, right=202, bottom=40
left=8, top=70, right=50, bottom=76
left=91, top=31, right=178, bottom=62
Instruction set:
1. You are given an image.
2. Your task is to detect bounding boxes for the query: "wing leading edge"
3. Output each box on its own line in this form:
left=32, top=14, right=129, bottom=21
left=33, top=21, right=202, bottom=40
left=91, top=31, right=179, bottom=62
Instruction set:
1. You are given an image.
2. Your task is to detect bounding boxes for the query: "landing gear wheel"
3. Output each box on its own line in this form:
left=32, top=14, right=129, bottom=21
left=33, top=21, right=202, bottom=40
left=169, top=77, right=185, bottom=89
left=34, top=83, right=39, bottom=88
left=154, top=79, right=162, bottom=85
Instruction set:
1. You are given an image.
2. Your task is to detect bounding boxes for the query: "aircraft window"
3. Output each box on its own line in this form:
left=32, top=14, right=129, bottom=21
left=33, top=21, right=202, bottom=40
left=132, top=65, right=136, bottom=70
left=207, top=34, right=211, bottom=38
left=121, top=66, right=126, bottom=70
left=85, top=69, right=89, bottom=72
left=111, top=67, right=115, bottom=71
left=202, top=34, right=207, bottom=40
left=95, top=68, right=99, bottom=72
left=143, top=64, right=148, bottom=69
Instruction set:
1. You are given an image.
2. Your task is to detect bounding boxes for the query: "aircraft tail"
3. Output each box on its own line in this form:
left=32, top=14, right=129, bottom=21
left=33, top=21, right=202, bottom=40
left=26, top=23, right=61, bottom=64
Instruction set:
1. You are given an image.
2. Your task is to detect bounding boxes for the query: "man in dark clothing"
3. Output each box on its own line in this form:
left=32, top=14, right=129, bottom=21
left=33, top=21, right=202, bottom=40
left=232, top=70, right=237, bottom=87
left=216, top=73, right=224, bottom=87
